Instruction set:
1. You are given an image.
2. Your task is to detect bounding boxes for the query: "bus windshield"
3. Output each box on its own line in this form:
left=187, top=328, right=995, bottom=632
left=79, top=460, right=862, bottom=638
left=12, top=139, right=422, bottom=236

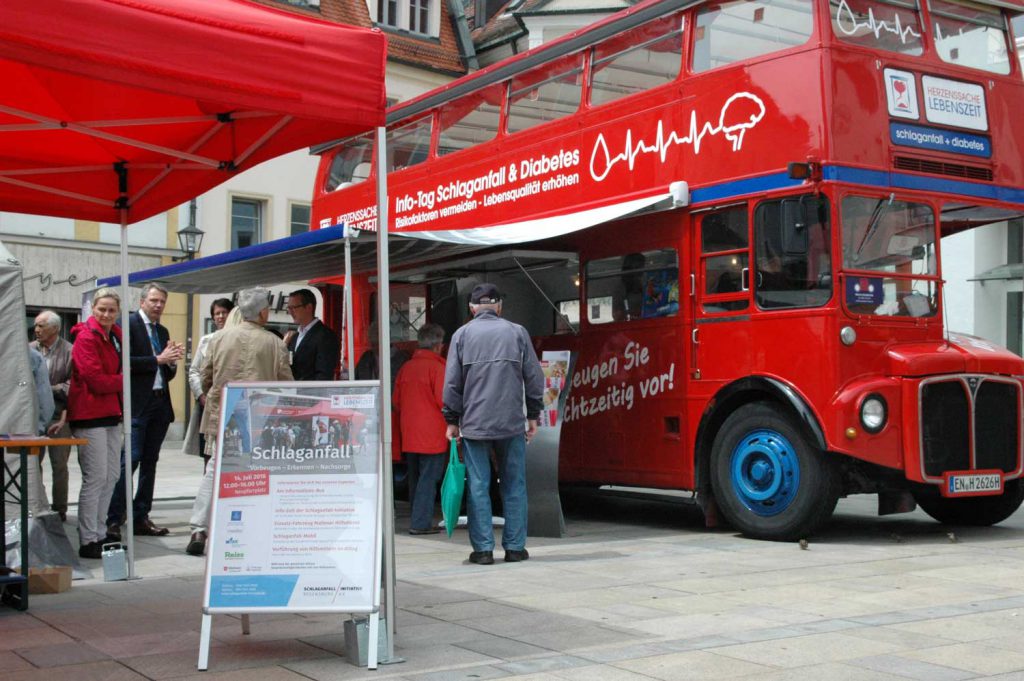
left=841, top=194, right=938, bottom=317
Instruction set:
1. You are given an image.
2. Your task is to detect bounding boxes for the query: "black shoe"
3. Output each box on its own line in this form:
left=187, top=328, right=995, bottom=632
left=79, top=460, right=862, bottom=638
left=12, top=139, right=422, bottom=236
left=186, top=531, right=207, bottom=556
left=469, top=551, right=494, bottom=565
left=78, top=541, right=102, bottom=559
left=504, top=549, right=530, bottom=563
left=134, top=518, right=170, bottom=536
left=106, top=523, right=122, bottom=542
left=408, top=528, right=440, bottom=535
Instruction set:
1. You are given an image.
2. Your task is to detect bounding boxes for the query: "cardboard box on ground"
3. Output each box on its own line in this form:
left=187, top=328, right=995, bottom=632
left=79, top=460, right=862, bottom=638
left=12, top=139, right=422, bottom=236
left=16, top=566, right=72, bottom=594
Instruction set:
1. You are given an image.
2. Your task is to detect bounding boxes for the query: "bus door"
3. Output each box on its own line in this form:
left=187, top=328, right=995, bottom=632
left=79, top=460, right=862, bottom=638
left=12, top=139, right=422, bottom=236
left=693, top=204, right=752, bottom=382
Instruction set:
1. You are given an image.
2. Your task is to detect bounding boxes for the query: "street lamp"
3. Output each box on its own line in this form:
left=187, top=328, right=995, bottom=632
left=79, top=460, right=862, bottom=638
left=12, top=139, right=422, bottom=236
left=177, top=199, right=204, bottom=427
left=177, top=201, right=205, bottom=258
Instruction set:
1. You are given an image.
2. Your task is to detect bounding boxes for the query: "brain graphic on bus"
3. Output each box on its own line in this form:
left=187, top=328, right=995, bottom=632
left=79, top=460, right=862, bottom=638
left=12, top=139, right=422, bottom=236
left=719, top=93, right=766, bottom=152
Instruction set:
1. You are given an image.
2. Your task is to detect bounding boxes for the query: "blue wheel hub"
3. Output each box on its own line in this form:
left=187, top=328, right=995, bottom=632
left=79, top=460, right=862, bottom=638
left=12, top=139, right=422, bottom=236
left=729, top=429, right=800, bottom=516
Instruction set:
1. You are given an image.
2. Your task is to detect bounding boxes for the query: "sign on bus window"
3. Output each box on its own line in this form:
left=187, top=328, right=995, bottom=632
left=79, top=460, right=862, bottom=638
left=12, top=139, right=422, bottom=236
left=830, top=0, right=924, bottom=55
left=586, top=249, right=679, bottom=324
left=693, top=0, right=813, bottom=73
left=590, top=11, right=684, bottom=108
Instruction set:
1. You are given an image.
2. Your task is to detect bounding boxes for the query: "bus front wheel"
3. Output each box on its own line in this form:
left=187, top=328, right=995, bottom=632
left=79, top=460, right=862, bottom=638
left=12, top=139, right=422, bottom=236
left=912, top=479, right=1024, bottom=526
left=710, top=403, right=839, bottom=541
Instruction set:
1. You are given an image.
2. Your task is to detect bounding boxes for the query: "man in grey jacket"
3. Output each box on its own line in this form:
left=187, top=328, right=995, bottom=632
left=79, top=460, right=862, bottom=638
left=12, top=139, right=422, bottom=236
left=443, top=283, right=544, bottom=565
left=30, top=310, right=73, bottom=520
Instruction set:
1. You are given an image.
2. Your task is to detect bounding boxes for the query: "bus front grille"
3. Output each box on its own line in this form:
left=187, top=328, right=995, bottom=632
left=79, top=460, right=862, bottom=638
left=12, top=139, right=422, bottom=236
left=920, top=376, right=1021, bottom=479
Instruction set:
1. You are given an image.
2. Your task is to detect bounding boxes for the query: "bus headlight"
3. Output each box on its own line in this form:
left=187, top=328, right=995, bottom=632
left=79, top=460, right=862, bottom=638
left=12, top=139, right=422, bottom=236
left=840, top=326, right=857, bottom=346
left=860, top=394, right=887, bottom=434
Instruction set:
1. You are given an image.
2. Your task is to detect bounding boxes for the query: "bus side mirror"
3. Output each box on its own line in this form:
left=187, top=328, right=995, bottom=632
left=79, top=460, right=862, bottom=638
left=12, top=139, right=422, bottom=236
left=781, top=198, right=809, bottom=255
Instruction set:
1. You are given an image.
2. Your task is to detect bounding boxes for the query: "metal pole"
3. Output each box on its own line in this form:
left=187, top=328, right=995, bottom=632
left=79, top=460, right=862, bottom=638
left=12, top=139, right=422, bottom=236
left=344, top=234, right=356, bottom=380
left=374, top=126, right=396, bottom=656
left=118, top=205, right=137, bottom=578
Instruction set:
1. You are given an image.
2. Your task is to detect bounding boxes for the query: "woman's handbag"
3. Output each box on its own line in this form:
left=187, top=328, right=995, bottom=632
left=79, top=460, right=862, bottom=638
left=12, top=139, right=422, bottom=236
left=440, top=439, right=466, bottom=537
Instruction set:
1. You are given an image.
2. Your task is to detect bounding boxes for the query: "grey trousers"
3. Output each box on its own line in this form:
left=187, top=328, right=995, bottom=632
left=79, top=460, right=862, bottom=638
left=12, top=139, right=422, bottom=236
left=73, top=425, right=123, bottom=544
left=41, top=419, right=72, bottom=513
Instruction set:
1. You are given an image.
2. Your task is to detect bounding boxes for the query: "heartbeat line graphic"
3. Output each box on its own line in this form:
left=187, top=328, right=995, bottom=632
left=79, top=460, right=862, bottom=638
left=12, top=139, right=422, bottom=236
left=589, top=92, right=766, bottom=182
left=834, top=0, right=921, bottom=44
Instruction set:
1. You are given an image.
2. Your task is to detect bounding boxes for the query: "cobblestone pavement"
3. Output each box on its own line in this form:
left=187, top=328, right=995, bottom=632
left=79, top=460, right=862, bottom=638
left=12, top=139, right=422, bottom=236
left=4, top=444, right=1024, bottom=680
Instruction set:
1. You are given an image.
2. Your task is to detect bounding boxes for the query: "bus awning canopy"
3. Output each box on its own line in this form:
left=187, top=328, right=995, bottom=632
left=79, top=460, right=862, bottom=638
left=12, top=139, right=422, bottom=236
left=96, top=226, right=481, bottom=293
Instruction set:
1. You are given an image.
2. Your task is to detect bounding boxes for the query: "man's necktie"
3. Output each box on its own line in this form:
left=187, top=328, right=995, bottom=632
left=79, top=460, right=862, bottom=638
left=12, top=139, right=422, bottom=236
left=147, top=323, right=161, bottom=355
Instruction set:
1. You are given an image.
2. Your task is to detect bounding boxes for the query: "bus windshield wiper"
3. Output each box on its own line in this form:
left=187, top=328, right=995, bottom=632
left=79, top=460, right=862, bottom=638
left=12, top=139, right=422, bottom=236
left=854, top=193, right=895, bottom=262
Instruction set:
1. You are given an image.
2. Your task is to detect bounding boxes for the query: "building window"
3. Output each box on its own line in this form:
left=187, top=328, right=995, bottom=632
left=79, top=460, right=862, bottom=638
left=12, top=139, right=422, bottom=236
left=231, top=197, right=263, bottom=249
left=409, top=0, right=430, bottom=33
left=375, top=0, right=436, bottom=36
left=290, top=203, right=311, bottom=236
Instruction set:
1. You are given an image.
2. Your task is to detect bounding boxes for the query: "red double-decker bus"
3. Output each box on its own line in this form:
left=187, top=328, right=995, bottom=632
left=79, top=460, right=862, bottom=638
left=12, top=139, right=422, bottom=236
left=311, top=0, right=1024, bottom=539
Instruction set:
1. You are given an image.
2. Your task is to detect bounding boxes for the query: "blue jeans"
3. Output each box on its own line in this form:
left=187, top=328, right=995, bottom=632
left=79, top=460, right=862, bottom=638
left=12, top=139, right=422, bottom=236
left=107, top=395, right=172, bottom=525
left=406, top=452, right=445, bottom=531
left=462, top=435, right=527, bottom=552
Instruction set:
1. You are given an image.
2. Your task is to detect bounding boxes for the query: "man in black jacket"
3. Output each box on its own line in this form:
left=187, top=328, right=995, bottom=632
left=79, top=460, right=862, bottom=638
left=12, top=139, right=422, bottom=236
left=284, top=288, right=340, bottom=381
left=107, top=283, right=184, bottom=538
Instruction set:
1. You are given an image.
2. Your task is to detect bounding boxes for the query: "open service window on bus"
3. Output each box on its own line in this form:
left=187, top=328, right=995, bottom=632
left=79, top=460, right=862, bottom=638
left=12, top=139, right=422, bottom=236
left=841, top=194, right=939, bottom=318
left=585, top=249, right=679, bottom=324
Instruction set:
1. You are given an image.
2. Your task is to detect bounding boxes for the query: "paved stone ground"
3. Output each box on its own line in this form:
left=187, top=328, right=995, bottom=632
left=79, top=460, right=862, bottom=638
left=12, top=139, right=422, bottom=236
left=4, top=444, right=1024, bottom=679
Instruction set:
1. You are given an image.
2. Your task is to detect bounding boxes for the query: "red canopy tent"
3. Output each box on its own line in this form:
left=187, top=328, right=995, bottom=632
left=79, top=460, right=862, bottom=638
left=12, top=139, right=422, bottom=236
left=0, top=0, right=386, bottom=577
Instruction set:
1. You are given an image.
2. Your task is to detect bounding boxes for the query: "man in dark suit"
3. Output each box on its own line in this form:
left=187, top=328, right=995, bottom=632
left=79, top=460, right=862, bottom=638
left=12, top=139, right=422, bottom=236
left=284, top=288, right=340, bottom=381
left=107, top=283, right=184, bottom=538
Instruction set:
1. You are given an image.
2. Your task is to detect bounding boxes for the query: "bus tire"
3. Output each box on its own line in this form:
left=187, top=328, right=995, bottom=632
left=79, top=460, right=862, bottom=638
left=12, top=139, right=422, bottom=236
left=912, top=479, right=1024, bottom=526
left=710, top=403, right=838, bottom=541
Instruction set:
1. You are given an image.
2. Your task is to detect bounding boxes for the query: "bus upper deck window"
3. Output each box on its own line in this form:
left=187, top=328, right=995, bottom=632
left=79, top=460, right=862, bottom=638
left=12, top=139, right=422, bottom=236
left=508, top=53, right=585, bottom=135
left=692, top=0, right=813, bottom=73
left=324, top=135, right=374, bottom=192
left=590, top=11, right=684, bottom=108
left=438, top=83, right=503, bottom=157
left=931, top=0, right=1010, bottom=74
left=386, top=116, right=433, bottom=173
left=831, top=0, right=924, bottom=54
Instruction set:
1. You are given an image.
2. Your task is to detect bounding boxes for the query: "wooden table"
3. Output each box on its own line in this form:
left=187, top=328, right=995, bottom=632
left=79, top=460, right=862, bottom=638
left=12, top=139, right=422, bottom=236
left=1, top=437, right=86, bottom=610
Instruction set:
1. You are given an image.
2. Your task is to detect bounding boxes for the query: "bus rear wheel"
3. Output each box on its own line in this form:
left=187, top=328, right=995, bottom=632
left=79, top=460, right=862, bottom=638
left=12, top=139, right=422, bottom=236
left=710, top=403, right=838, bottom=541
left=912, top=479, right=1024, bottom=526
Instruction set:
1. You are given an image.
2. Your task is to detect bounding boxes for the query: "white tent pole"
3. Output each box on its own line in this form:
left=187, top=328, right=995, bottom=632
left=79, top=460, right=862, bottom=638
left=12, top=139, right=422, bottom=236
left=344, top=233, right=355, bottom=380
left=374, top=127, right=396, bottom=656
left=118, top=204, right=137, bottom=578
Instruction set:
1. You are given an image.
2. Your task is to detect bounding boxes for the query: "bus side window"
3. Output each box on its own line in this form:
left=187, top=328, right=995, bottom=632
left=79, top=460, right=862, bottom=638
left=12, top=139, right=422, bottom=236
left=437, top=83, right=503, bottom=157
left=387, top=116, right=433, bottom=172
left=700, top=206, right=749, bottom=313
left=692, top=0, right=814, bottom=73
left=589, top=11, right=684, bottom=108
left=754, top=195, right=832, bottom=309
left=586, top=249, right=679, bottom=324
left=325, top=134, right=374, bottom=192
left=507, top=53, right=585, bottom=135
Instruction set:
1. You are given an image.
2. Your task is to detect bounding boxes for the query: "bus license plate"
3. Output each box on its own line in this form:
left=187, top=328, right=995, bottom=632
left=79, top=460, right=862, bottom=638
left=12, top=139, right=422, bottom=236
left=941, top=470, right=1003, bottom=498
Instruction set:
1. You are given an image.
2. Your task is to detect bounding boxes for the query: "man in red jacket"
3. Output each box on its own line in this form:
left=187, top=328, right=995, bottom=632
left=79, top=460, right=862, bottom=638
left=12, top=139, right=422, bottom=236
left=392, top=323, right=447, bottom=535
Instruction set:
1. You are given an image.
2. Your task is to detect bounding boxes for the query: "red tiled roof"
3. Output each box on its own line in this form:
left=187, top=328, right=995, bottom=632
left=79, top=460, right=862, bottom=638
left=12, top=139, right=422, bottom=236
left=254, top=0, right=466, bottom=76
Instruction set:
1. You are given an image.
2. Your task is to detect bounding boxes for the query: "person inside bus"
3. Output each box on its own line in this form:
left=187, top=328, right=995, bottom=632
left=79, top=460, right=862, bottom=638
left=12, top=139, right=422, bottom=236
left=614, top=252, right=646, bottom=321
left=355, top=321, right=411, bottom=391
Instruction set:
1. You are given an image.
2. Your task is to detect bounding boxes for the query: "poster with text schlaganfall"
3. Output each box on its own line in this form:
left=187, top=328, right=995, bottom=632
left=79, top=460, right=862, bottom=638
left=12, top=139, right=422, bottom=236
left=203, top=382, right=381, bottom=613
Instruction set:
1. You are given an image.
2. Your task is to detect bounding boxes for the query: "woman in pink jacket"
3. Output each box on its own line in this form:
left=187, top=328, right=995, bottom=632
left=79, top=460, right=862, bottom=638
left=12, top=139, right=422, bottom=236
left=68, top=288, right=124, bottom=559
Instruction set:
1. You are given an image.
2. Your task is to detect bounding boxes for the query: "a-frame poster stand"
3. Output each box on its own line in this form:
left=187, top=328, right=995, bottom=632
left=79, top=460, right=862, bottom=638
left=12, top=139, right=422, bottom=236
left=196, top=381, right=384, bottom=671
